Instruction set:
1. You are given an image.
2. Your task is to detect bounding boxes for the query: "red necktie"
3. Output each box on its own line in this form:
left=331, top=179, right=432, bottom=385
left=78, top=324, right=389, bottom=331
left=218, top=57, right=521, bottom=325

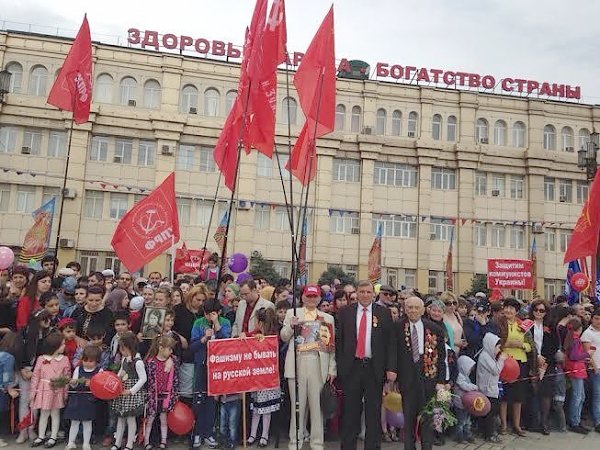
left=356, top=307, right=367, bottom=358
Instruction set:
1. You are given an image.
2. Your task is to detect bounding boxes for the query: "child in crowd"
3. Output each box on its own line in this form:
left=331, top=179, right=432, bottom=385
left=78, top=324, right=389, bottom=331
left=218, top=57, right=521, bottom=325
left=129, top=297, right=144, bottom=333
left=162, top=308, right=188, bottom=358
left=153, top=288, right=172, bottom=308
left=73, top=324, right=110, bottom=369
left=58, top=318, right=80, bottom=365
left=564, top=317, right=591, bottom=433
left=74, top=285, right=88, bottom=310
left=275, top=301, right=289, bottom=327
left=40, top=292, right=62, bottom=328
left=65, top=346, right=103, bottom=450
left=30, top=331, right=71, bottom=448
left=144, top=335, right=180, bottom=450
left=110, top=311, right=131, bottom=368
left=453, top=355, right=478, bottom=443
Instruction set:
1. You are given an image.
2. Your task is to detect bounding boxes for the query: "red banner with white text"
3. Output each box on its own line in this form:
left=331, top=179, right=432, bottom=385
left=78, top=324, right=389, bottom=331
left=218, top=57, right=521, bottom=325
left=487, top=259, right=533, bottom=290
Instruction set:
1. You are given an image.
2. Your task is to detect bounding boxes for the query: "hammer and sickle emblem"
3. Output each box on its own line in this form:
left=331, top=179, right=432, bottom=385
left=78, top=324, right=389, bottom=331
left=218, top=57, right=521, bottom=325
left=137, top=208, right=165, bottom=235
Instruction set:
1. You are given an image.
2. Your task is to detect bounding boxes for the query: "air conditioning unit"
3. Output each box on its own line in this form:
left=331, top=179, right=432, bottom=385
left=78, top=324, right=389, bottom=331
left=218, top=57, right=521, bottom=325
left=532, top=223, right=544, bottom=234
left=21, top=146, right=31, bottom=154
left=62, top=188, right=77, bottom=199
left=429, top=233, right=437, bottom=240
left=236, top=200, right=251, bottom=210
left=351, top=227, right=360, bottom=234
left=59, top=238, right=75, bottom=248
left=161, top=145, right=173, bottom=156
left=251, top=250, right=261, bottom=258
left=113, top=155, right=123, bottom=163
left=408, top=131, right=416, bottom=138
left=559, top=195, right=567, bottom=202
left=479, top=138, right=489, bottom=144
left=491, top=189, right=500, bottom=197
left=189, top=107, right=197, bottom=114
left=127, top=99, right=136, bottom=107
left=362, top=126, right=372, bottom=135
left=564, top=146, right=574, bottom=153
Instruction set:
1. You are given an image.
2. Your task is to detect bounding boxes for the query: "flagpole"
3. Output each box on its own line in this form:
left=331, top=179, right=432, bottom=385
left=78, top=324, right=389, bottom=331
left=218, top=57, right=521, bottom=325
left=200, top=172, right=223, bottom=272
left=170, top=234, right=176, bottom=283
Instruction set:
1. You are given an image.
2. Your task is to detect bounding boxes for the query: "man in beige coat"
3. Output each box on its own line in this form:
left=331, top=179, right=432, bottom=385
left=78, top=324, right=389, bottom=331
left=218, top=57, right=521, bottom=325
left=231, top=279, right=274, bottom=337
left=281, top=285, right=336, bottom=450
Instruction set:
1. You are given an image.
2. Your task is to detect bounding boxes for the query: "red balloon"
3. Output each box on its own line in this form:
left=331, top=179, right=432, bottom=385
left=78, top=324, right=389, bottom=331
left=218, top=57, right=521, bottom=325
left=500, top=357, right=520, bottom=383
left=90, top=371, right=123, bottom=400
left=167, top=401, right=195, bottom=435
left=571, top=272, right=589, bottom=292
left=462, top=391, right=491, bottom=417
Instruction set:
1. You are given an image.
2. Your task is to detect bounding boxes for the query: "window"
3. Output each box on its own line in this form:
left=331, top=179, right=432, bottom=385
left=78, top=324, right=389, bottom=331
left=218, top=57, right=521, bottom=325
left=23, top=129, right=42, bottom=155
left=109, top=193, right=128, bottom=219
left=90, top=136, right=108, bottom=162
left=177, top=198, right=192, bottom=225
left=196, top=200, right=213, bottom=226
left=47, top=131, right=66, bottom=158
left=431, top=167, right=456, bottom=189
left=543, top=124, right=556, bottom=150
left=143, top=79, right=161, bottom=108
left=577, top=181, right=589, bottom=204
left=408, top=111, right=418, bottom=137
left=391, top=110, right=402, bottom=136
left=28, top=65, right=48, bottom=96
left=373, top=162, right=417, bottom=187
left=95, top=73, right=113, bottom=103
left=509, top=226, right=525, bottom=249
left=512, top=121, right=526, bottom=148
left=84, top=190, right=104, bottom=219
left=204, top=88, right=220, bottom=116
left=177, top=144, right=195, bottom=170
left=561, top=126, right=574, bottom=151
left=138, top=140, right=155, bottom=166
left=329, top=211, right=359, bottom=234
left=545, top=229, right=556, bottom=252
left=225, top=90, right=237, bottom=114
left=16, top=185, right=36, bottom=213
left=282, top=97, right=297, bottom=125
left=351, top=106, right=361, bottom=132
left=114, top=138, right=133, bottom=164
left=199, top=146, right=216, bottom=172
left=104, top=253, right=121, bottom=275
left=475, top=172, right=487, bottom=196
left=375, top=108, right=386, bottom=135
left=544, top=280, right=561, bottom=301
left=494, top=120, right=507, bottom=146
left=558, top=230, right=570, bottom=252
left=429, top=218, right=454, bottom=241
left=491, top=173, right=505, bottom=197
left=273, top=206, right=288, bottom=231
left=0, top=184, right=10, bottom=211
left=509, top=175, right=524, bottom=199
left=373, top=215, right=417, bottom=238
left=474, top=224, right=487, bottom=246
left=335, top=104, right=346, bottom=131
left=79, top=251, right=98, bottom=275
left=386, top=269, right=398, bottom=289
left=544, top=177, right=555, bottom=201
left=257, top=153, right=272, bottom=177
left=332, top=158, right=360, bottom=182
left=447, top=115, right=457, bottom=142
left=0, top=126, right=17, bottom=153
left=491, top=225, right=506, bottom=247
left=119, top=77, right=137, bottom=105
left=404, top=269, right=416, bottom=289
left=558, top=179, right=572, bottom=203
left=578, top=128, right=591, bottom=150
left=428, top=271, right=443, bottom=293
left=432, top=114, right=442, bottom=140
left=476, top=118, right=489, bottom=142
left=180, top=85, right=198, bottom=113
left=277, top=153, right=290, bottom=180
left=254, top=204, right=270, bottom=231
left=6, top=62, right=23, bottom=93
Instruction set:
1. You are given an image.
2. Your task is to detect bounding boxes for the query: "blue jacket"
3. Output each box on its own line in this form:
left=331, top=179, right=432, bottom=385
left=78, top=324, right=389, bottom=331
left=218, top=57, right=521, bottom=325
left=190, top=316, right=232, bottom=366
left=0, top=351, right=15, bottom=389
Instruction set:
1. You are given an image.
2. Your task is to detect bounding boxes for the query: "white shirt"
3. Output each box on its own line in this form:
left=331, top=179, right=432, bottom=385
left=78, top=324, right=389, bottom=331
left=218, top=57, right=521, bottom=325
left=581, top=325, right=600, bottom=367
left=533, top=322, right=544, bottom=354
left=356, top=303, right=373, bottom=358
left=410, top=319, right=425, bottom=356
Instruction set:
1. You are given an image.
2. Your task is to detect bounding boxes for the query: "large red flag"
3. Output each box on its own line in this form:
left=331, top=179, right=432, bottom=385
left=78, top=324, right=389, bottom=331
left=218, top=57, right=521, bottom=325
left=564, top=172, right=600, bottom=263
left=111, top=173, right=180, bottom=271
left=287, top=123, right=316, bottom=185
left=47, top=15, right=92, bottom=124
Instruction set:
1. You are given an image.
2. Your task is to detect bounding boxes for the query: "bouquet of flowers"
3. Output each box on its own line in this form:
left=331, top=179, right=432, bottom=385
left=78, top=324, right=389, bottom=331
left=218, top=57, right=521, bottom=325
left=419, top=388, right=457, bottom=433
left=49, top=376, right=70, bottom=390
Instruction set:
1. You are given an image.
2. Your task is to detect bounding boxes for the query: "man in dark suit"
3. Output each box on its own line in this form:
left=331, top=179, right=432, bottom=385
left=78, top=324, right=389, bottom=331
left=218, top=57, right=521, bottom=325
left=336, top=280, right=397, bottom=450
left=396, top=296, right=447, bottom=450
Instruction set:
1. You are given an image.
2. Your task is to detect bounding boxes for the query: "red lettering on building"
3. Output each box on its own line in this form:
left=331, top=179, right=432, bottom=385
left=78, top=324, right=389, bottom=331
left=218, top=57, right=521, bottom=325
left=443, top=71, right=455, bottom=85
left=539, top=82, right=552, bottom=96
left=127, top=28, right=140, bottom=45
left=405, top=66, right=416, bottom=80
left=567, top=86, right=581, bottom=99
left=526, top=80, right=539, bottom=93
left=481, top=75, right=495, bottom=89
left=162, top=34, right=178, bottom=50
left=514, top=79, right=527, bottom=92
left=467, top=73, right=480, bottom=88
left=390, top=65, right=403, bottom=79
left=226, top=43, right=241, bottom=58
left=552, top=83, right=565, bottom=97
left=416, top=67, right=430, bottom=82
left=180, top=35, right=193, bottom=51
left=212, top=40, right=225, bottom=56
left=195, top=38, right=209, bottom=54
left=430, top=69, right=443, bottom=83
left=376, top=63, right=389, bottom=77
left=337, top=58, right=351, bottom=74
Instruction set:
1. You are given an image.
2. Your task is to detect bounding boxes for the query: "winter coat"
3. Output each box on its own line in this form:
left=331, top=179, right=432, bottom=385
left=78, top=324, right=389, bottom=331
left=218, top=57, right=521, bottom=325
left=453, top=355, right=478, bottom=409
left=476, top=333, right=505, bottom=399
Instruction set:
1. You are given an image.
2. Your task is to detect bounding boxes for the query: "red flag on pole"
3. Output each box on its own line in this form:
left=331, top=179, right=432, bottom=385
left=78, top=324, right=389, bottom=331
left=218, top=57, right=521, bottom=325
left=47, top=15, right=92, bottom=124
left=111, top=173, right=179, bottom=271
left=368, top=224, right=382, bottom=284
left=445, top=228, right=454, bottom=292
left=564, top=171, right=600, bottom=263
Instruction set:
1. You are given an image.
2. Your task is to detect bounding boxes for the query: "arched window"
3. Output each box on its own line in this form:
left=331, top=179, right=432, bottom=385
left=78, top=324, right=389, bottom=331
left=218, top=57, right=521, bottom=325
left=225, top=90, right=237, bottom=114
left=351, top=106, right=361, bottom=132
left=204, top=88, right=220, bottom=116
left=180, top=84, right=198, bottom=113
left=335, top=104, right=346, bottom=131
left=476, top=118, right=489, bottom=142
left=543, top=124, right=556, bottom=150
left=5, top=62, right=23, bottom=93
left=28, top=65, right=48, bottom=96
left=119, top=76, right=137, bottom=105
left=447, top=115, right=457, bottom=141
left=375, top=108, right=387, bottom=135
left=408, top=111, right=418, bottom=137
left=282, top=97, right=297, bottom=125
left=578, top=128, right=591, bottom=150
left=95, top=73, right=113, bottom=103
left=493, top=120, right=507, bottom=146
left=143, top=79, right=161, bottom=109
left=432, top=114, right=442, bottom=141
left=561, top=126, right=574, bottom=151
left=391, top=110, right=402, bottom=136
left=512, top=121, right=526, bottom=148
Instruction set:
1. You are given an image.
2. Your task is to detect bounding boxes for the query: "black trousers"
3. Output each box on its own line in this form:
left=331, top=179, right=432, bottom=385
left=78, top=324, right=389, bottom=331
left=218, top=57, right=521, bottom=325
left=402, top=381, right=435, bottom=450
left=340, top=359, right=384, bottom=450
left=483, top=397, right=500, bottom=438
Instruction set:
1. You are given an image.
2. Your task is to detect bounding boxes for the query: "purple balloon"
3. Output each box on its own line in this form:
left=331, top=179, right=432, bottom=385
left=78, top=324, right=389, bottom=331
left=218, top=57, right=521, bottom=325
left=228, top=253, right=248, bottom=273
left=385, top=410, right=404, bottom=429
left=236, top=272, right=253, bottom=284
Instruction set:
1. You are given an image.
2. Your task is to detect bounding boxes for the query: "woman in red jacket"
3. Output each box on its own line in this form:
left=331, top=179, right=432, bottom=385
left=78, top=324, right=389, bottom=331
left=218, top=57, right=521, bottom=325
left=16, top=271, right=52, bottom=331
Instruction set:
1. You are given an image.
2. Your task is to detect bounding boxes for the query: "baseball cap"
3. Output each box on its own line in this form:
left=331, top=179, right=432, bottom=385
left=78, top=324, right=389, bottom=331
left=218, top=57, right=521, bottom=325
left=62, top=276, right=77, bottom=294
left=303, top=285, right=321, bottom=297
left=102, top=269, right=115, bottom=278
left=57, top=267, right=76, bottom=277
left=379, top=285, right=397, bottom=295
left=475, top=292, right=487, bottom=299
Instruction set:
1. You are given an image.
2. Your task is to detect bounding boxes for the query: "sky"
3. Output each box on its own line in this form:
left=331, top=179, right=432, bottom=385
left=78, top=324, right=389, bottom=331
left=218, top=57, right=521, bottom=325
left=2, top=0, right=600, bottom=103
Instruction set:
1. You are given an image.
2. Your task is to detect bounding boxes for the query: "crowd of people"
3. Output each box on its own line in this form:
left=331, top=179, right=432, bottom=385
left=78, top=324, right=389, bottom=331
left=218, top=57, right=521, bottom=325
left=0, top=255, right=600, bottom=450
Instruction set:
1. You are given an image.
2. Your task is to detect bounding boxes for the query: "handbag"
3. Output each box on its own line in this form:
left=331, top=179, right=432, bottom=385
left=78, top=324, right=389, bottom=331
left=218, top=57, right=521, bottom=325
left=320, top=382, right=338, bottom=419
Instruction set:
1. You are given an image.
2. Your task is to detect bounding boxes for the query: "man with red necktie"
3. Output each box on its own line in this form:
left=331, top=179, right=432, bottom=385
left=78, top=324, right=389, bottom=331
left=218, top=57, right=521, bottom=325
left=335, top=280, right=397, bottom=450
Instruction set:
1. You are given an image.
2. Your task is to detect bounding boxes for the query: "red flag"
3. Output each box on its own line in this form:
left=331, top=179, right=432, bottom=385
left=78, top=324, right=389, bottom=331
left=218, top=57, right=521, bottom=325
left=564, top=171, right=600, bottom=263
left=287, top=123, right=316, bottom=185
left=111, top=173, right=179, bottom=271
left=174, top=242, right=211, bottom=273
left=47, top=15, right=92, bottom=124
left=368, top=224, right=382, bottom=284
left=445, top=228, right=454, bottom=292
